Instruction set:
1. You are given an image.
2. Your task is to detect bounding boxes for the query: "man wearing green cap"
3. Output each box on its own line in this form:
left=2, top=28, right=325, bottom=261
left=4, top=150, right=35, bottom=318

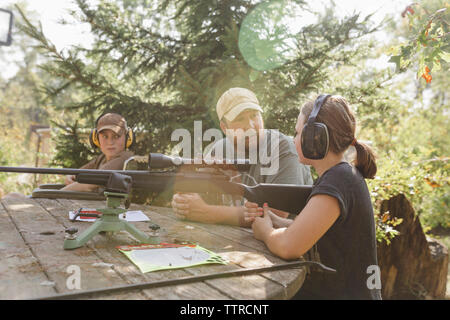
left=171, top=87, right=313, bottom=226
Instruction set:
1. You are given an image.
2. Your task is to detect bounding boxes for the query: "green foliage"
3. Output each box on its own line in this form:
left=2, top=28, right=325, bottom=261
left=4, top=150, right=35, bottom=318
left=369, top=155, right=449, bottom=230
left=0, top=3, right=76, bottom=195
left=15, top=0, right=379, bottom=168
left=374, top=211, right=403, bottom=245
left=361, top=0, right=450, bottom=232
left=0, top=4, right=44, bottom=195
left=362, top=76, right=449, bottom=230
left=388, top=0, right=449, bottom=82
left=49, top=121, right=95, bottom=168
left=319, top=0, right=450, bottom=234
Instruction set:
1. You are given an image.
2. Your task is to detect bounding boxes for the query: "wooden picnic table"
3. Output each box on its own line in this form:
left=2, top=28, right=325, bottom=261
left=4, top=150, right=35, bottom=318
left=0, top=195, right=306, bottom=300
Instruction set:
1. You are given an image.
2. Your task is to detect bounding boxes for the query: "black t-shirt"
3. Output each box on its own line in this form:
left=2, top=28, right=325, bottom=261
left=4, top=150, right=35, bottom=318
left=299, top=162, right=382, bottom=300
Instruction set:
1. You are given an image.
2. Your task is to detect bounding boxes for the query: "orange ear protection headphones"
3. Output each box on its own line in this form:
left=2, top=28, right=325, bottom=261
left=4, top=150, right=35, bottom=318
left=89, top=113, right=135, bottom=150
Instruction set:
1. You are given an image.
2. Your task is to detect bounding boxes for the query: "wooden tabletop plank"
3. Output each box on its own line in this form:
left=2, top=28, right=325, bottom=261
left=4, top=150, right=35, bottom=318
left=135, top=205, right=306, bottom=298
left=69, top=200, right=294, bottom=299
left=136, top=206, right=303, bottom=299
left=0, top=202, right=56, bottom=299
left=1, top=196, right=305, bottom=300
left=147, top=205, right=274, bottom=255
left=68, top=199, right=276, bottom=299
left=42, top=198, right=230, bottom=300
left=1, top=196, right=146, bottom=299
left=125, top=203, right=304, bottom=299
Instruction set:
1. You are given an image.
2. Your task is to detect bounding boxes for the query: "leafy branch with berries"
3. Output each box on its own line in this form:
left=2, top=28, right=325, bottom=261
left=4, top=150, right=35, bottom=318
left=388, top=2, right=449, bottom=84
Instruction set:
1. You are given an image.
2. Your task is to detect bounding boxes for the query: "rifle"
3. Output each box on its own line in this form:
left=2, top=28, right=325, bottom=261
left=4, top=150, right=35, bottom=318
left=0, top=153, right=312, bottom=215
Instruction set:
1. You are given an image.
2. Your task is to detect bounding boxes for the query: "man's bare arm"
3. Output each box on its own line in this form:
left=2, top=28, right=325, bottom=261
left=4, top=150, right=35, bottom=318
left=171, top=192, right=249, bottom=226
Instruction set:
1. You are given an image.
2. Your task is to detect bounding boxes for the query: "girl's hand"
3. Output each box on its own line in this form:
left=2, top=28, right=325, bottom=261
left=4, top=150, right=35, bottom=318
left=252, top=207, right=274, bottom=242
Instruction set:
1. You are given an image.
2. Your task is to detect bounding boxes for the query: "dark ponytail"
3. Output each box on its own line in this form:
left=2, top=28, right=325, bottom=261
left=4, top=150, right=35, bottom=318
left=301, top=95, right=377, bottom=179
left=353, top=140, right=377, bottom=179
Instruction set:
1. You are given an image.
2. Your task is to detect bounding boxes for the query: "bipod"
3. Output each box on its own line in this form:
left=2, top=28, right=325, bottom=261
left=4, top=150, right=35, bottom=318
left=63, top=191, right=160, bottom=250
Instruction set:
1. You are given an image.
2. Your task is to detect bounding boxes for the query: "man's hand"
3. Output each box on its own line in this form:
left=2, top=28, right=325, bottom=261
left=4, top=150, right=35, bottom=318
left=252, top=209, right=274, bottom=242
left=171, top=192, right=210, bottom=222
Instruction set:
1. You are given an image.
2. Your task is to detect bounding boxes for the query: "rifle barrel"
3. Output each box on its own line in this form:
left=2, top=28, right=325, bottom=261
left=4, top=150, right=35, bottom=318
left=0, top=166, right=145, bottom=175
left=148, top=153, right=251, bottom=171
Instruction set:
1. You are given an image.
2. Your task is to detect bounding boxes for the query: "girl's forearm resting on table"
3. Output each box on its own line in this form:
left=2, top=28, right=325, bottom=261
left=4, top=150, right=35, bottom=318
left=261, top=195, right=340, bottom=260
left=261, top=227, right=299, bottom=260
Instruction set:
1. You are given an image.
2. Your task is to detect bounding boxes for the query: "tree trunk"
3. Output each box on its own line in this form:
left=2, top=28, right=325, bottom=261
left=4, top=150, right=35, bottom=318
left=377, top=194, right=448, bottom=299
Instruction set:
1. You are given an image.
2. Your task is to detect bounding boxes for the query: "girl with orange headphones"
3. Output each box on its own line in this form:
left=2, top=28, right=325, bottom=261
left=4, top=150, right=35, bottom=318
left=62, top=113, right=135, bottom=192
left=246, top=95, right=381, bottom=299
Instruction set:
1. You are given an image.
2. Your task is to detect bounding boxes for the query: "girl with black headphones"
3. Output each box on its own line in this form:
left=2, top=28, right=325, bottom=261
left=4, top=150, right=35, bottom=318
left=247, top=95, right=381, bottom=299
left=61, top=113, right=135, bottom=192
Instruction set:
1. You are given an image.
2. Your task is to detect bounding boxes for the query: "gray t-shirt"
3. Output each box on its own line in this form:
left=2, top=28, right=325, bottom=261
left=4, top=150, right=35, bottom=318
left=204, top=129, right=313, bottom=205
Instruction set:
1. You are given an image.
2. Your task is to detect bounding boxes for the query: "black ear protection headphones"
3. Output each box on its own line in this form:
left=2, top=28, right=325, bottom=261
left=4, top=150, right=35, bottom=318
left=89, top=113, right=135, bottom=150
left=301, top=94, right=331, bottom=160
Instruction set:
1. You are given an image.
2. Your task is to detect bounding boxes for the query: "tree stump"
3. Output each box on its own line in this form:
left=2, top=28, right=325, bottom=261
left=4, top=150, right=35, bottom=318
left=377, top=194, right=448, bottom=299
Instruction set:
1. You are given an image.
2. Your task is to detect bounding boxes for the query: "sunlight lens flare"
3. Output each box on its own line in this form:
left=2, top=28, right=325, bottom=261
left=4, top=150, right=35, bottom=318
left=238, top=0, right=316, bottom=71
